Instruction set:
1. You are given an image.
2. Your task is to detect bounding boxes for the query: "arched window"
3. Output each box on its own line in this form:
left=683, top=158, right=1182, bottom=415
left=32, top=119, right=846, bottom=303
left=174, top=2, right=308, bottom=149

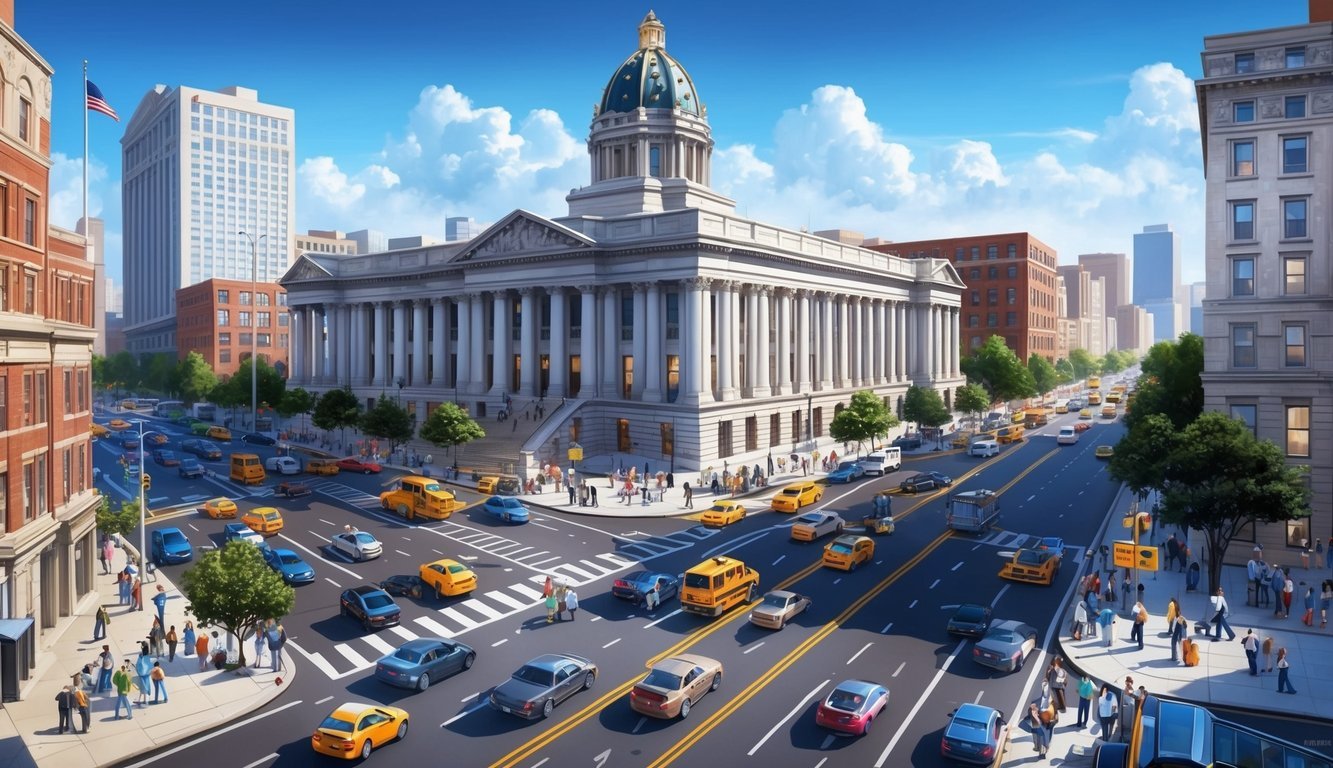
left=16, top=77, right=34, bottom=144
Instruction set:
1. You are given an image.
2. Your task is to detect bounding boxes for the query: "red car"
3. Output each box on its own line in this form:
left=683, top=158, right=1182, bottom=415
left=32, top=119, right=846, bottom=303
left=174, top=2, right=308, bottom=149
left=336, top=457, right=382, bottom=474
left=1073, top=422, right=1093, bottom=433
left=815, top=680, right=889, bottom=736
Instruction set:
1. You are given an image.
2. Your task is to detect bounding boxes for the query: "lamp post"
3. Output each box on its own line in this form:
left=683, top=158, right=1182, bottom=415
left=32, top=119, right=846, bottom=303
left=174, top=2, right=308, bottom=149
left=238, top=231, right=267, bottom=434
left=396, top=376, right=406, bottom=402
left=135, top=419, right=146, bottom=607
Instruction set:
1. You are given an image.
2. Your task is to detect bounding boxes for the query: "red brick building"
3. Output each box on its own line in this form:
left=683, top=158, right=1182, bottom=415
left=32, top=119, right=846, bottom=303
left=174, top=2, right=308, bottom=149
left=0, top=0, right=101, bottom=688
left=176, top=277, right=290, bottom=379
left=869, top=233, right=1060, bottom=361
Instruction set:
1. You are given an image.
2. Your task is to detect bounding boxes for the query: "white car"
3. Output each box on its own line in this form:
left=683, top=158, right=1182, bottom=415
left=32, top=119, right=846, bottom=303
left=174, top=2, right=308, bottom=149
left=329, top=530, right=383, bottom=561
left=790, top=511, right=845, bottom=542
left=264, top=456, right=301, bottom=475
left=1056, top=426, right=1079, bottom=445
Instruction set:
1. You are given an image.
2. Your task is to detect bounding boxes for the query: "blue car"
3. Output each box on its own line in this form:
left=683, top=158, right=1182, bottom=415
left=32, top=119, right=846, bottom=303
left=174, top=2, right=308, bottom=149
left=240, top=432, right=276, bottom=446
left=611, top=571, right=679, bottom=605
left=340, top=585, right=401, bottom=630
left=150, top=528, right=193, bottom=565
left=178, top=458, right=204, bottom=479
left=826, top=460, right=866, bottom=484
left=481, top=496, right=531, bottom=524
left=263, top=548, right=315, bottom=584
left=374, top=637, right=476, bottom=692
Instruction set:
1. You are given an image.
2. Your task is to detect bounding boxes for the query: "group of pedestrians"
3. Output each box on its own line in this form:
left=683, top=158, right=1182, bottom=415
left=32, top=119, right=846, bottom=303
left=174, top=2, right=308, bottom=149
left=542, top=576, right=580, bottom=623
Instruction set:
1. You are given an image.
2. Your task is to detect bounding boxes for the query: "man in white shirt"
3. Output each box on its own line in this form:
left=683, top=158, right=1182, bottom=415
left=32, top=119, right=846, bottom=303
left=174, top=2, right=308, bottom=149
left=1242, top=629, right=1259, bottom=675
left=1210, top=588, right=1235, bottom=641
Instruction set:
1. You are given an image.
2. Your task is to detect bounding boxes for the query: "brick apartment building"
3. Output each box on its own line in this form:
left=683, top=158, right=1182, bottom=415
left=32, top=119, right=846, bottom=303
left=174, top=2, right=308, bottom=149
left=176, top=277, right=290, bottom=378
left=868, top=233, right=1060, bottom=361
left=0, top=0, right=101, bottom=693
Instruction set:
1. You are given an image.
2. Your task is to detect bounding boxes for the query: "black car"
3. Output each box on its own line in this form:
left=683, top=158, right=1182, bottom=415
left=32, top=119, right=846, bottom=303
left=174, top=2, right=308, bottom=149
left=339, top=585, right=401, bottom=631
left=181, top=439, right=222, bottom=461
left=611, top=571, right=680, bottom=605
left=241, top=432, right=276, bottom=446
left=178, top=458, right=205, bottom=479
left=947, top=603, right=993, bottom=639
left=899, top=471, right=953, bottom=493
left=379, top=575, right=427, bottom=600
left=892, top=434, right=923, bottom=450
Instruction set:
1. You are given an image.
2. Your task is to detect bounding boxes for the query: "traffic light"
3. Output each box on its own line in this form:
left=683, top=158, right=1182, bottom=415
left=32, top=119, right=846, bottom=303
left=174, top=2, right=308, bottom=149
left=141, top=473, right=152, bottom=491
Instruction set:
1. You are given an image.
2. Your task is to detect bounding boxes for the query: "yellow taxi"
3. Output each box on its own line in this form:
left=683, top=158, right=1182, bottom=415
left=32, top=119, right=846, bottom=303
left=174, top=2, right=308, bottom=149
left=1101, top=405, right=1117, bottom=419
left=476, top=475, right=499, bottom=494
left=823, top=534, right=875, bottom=571
left=1054, top=403, right=1069, bottom=414
left=1088, top=391, right=1102, bottom=406
left=1095, top=445, right=1114, bottom=460
left=1078, top=408, right=1093, bottom=420
left=143, top=432, right=170, bottom=446
left=311, top=702, right=409, bottom=760
left=306, top=459, right=341, bottom=476
left=206, top=425, right=232, bottom=441
left=999, top=548, right=1061, bottom=585
left=240, top=507, right=284, bottom=536
left=1009, top=412, right=1026, bottom=424
left=108, top=418, right=130, bottom=431
left=202, top=497, right=238, bottom=519
left=90, top=422, right=110, bottom=438
left=419, top=558, right=476, bottom=598
left=700, top=500, right=746, bottom=528
left=771, top=482, right=822, bottom=513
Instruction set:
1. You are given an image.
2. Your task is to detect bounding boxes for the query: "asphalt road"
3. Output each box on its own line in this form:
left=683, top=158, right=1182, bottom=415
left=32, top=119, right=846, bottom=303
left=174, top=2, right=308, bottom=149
left=88, top=407, right=1217, bottom=768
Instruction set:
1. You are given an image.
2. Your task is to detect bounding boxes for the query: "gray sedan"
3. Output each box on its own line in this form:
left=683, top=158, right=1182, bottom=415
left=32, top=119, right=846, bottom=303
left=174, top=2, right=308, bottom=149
left=971, top=619, right=1038, bottom=673
left=489, top=653, right=597, bottom=719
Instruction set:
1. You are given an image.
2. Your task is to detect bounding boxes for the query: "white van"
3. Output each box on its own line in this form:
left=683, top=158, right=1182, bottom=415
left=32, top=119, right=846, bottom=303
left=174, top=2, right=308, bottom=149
left=860, top=448, right=903, bottom=476
left=264, top=456, right=301, bottom=475
left=1056, top=426, right=1079, bottom=445
left=970, top=439, right=1000, bottom=458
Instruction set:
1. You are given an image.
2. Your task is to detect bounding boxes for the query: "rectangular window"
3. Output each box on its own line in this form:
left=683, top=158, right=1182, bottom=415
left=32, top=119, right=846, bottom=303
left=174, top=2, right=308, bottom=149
left=1283, top=198, right=1308, bottom=238
left=1232, top=140, right=1254, bottom=176
left=1286, top=405, right=1310, bottom=457
left=1231, top=257, right=1254, bottom=296
left=1231, top=404, right=1257, bottom=435
left=22, top=371, right=31, bottom=425
left=240, top=291, right=251, bottom=305
left=1006, top=311, right=1017, bottom=327
left=62, top=449, right=70, bottom=501
left=239, top=311, right=251, bottom=327
left=1235, top=52, right=1255, bottom=73
left=1283, top=256, right=1306, bottom=295
left=35, top=371, right=46, bottom=423
left=986, top=245, right=998, bottom=259
left=63, top=370, right=72, bottom=415
left=970, top=291, right=979, bottom=306
left=987, top=266, right=998, bottom=279
left=970, top=246, right=979, bottom=260
left=1007, top=244, right=1017, bottom=259
left=258, top=311, right=271, bottom=327
left=23, top=198, right=35, bottom=245
left=1007, top=265, right=1018, bottom=279
left=987, top=288, right=998, bottom=305
left=257, top=293, right=270, bottom=306
left=218, top=332, right=231, bottom=345
left=217, top=289, right=229, bottom=303
left=217, top=310, right=229, bottom=326
left=18, top=96, right=30, bottom=142
left=1285, top=95, right=1306, bottom=119
left=1231, top=201, right=1254, bottom=240
left=23, top=273, right=33, bottom=313
left=278, top=312, right=289, bottom=327
left=1287, top=47, right=1305, bottom=68
left=987, top=312, right=998, bottom=328
left=239, top=333, right=252, bottom=346
left=22, top=461, right=33, bottom=519
left=1284, top=324, right=1306, bottom=367
left=257, top=333, right=271, bottom=347
left=1282, top=136, right=1307, bottom=173
left=219, top=349, right=231, bottom=363
left=1234, top=101, right=1255, bottom=122
left=1231, top=324, right=1256, bottom=368
left=1006, top=287, right=1016, bottom=305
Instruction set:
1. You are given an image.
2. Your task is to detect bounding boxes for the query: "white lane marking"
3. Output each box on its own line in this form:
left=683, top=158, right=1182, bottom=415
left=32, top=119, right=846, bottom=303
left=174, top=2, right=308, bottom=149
left=892, top=662, right=905, bottom=678
left=974, top=690, right=984, bottom=704
left=485, top=590, right=529, bottom=611
left=833, top=578, right=842, bottom=585
left=239, top=753, right=278, bottom=768
left=743, top=641, right=766, bottom=655
left=400, top=535, right=412, bottom=541
left=952, top=561, right=964, bottom=572
left=603, top=638, right=621, bottom=649
left=433, top=548, right=445, bottom=555
left=278, top=532, right=362, bottom=580
left=590, top=615, right=602, bottom=622
left=460, top=599, right=506, bottom=621
left=929, top=579, right=940, bottom=589
left=530, top=522, right=559, bottom=531
left=772, top=555, right=786, bottom=566
left=324, top=578, right=341, bottom=589
left=881, top=622, right=893, bottom=634
left=748, top=679, right=830, bottom=756
left=819, top=735, right=836, bottom=750
left=644, top=608, right=683, bottom=629
left=529, top=760, right=550, bottom=768
left=440, top=700, right=487, bottom=728
left=908, top=600, right=918, bottom=609
left=318, top=518, right=335, bottom=526
left=187, top=524, right=199, bottom=532
left=875, top=640, right=967, bottom=766
left=386, top=625, right=418, bottom=642
left=362, top=633, right=395, bottom=656
left=462, top=693, right=479, bottom=703
left=701, top=529, right=770, bottom=560
left=118, top=699, right=304, bottom=768
left=394, top=549, right=411, bottom=557
left=510, top=583, right=544, bottom=601
left=846, top=642, right=873, bottom=665
left=335, top=644, right=372, bottom=668
left=814, top=759, right=828, bottom=768
left=1027, top=494, right=1036, bottom=502
left=492, top=638, right=508, bottom=648
left=440, top=607, right=481, bottom=629
left=315, top=695, right=333, bottom=705
left=632, top=716, right=648, bottom=734
left=525, top=556, right=562, bottom=567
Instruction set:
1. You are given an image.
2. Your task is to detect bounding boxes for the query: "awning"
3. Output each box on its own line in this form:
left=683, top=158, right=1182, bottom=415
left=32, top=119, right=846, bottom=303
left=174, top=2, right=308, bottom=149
left=0, top=617, right=34, bottom=641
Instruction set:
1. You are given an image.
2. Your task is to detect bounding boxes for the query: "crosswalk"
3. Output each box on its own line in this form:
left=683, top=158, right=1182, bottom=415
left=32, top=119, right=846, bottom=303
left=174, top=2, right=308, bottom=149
left=312, top=480, right=383, bottom=509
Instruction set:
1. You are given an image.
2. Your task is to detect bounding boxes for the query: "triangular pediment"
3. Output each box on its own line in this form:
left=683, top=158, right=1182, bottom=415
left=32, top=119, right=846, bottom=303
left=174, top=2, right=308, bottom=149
left=455, top=210, right=595, bottom=262
left=279, top=254, right=335, bottom=284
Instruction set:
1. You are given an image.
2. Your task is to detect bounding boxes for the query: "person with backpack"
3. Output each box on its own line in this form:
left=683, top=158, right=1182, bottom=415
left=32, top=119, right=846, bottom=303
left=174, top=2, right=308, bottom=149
left=93, top=605, right=110, bottom=642
left=1097, top=684, right=1118, bottom=742
left=73, top=685, right=90, bottom=733
left=1046, top=658, right=1068, bottom=712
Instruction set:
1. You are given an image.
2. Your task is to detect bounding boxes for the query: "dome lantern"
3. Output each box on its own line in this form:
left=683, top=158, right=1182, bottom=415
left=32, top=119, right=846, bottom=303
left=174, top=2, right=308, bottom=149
left=638, top=10, right=665, bottom=49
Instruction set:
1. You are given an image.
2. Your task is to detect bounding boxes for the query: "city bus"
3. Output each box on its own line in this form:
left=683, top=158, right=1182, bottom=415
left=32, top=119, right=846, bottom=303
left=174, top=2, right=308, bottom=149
left=122, top=398, right=159, bottom=411
left=154, top=400, right=185, bottom=417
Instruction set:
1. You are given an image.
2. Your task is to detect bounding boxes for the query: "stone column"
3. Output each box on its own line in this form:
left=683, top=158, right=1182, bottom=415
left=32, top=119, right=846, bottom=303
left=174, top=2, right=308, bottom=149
left=836, top=296, right=850, bottom=388
left=601, top=286, right=621, bottom=399
left=431, top=298, right=447, bottom=385
left=951, top=308, right=961, bottom=377
left=468, top=293, right=485, bottom=394
left=870, top=299, right=883, bottom=385
left=412, top=299, right=428, bottom=386
left=756, top=286, right=772, bottom=394
left=681, top=277, right=704, bottom=406
left=631, top=284, right=648, bottom=400
left=796, top=290, right=811, bottom=392
left=698, top=277, right=713, bottom=402
left=849, top=296, right=863, bottom=386
left=339, top=303, right=353, bottom=384
left=896, top=301, right=908, bottom=382
left=312, top=306, right=327, bottom=384
left=345, top=305, right=359, bottom=386
left=455, top=295, right=472, bottom=394
left=491, top=291, right=510, bottom=396
left=861, top=298, right=874, bottom=387
left=518, top=288, right=537, bottom=397
left=932, top=305, right=942, bottom=380
left=643, top=282, right=663, bottom=402
left=716, top=280, right=736, bottom=401
left=742, top=286, right=757, bottom=397
left=548, top=287, right=567, bottom=398
left=578, top=286, right=597, bottom=398
left=819, top=292, right=834, bottom=391
left=323, top=305, right=338, bottom=385
left=290, top=309, right=304, bottom=384
left=775, top=288, right=792, bottom=395
left=391, top=301, right=407, bottom=386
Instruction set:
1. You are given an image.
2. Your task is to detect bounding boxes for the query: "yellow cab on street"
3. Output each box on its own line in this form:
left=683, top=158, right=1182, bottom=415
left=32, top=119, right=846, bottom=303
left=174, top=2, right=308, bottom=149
left=241, top=507, right=284, bottom=535
left=1101, top=405, right=1117, bottom=419
left=996, top=424, right=1025, bottom=444
left=681, top=556, right=759, bottom=617
left=90, top=422, right=110, bottom=438
left=770, top=482, right=822, bottom=513
left=380, top=476, right=457, bottom=521
left=206, top=425, right=232, bottom=441
left=700, top=500, right=746, bottom=527
left=202, top=497, right=238, bottom=519
left=419, top=558, right=476, bottom=598
left=999, top=548, right=1061, bottom=585
left=108, top=418, right=130, bottom=431
left=310, top=702, right=409, bottom=760
left=306, top=459, right=341, bottom=476
left=823, top=534, right=875, bottom=571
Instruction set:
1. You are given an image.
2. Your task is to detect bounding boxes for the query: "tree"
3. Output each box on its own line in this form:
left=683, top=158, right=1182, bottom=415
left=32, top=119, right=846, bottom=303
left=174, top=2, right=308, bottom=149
left=176, top=351, right=219, bottom=404
left=1053, top=358, right=1075, bottom=385
left=1027, top=354, right=1058, bottom=395
left=1108, top=413, right=1177, bottom=502
left=313, top=387, right=362, bottom=445
left=1067, top=348, right=1099, bottom=381
left=1126, top=334, right=1203, bottom=431
left=960, top=335, right=1035, bottom=402
left=360, top=395, right=415, bottom=453
left=277, top=387, right=316, bottom=435
left=91, top=354, right=108, bottom=391
left=828, top=391, right=899, bottom=455
left=96, top=497, right=141, bottom=540
left=180, top=541, right=294, bottom=668
left=231, top=357, right=288, bottom=413
left=954, top=383, right=991, bottom=427
left=1101, top=349, right=1134, bottom=374
left=140, top=352, right=179, bottom=395
left=420, top=402, right=487, bottom=467
left=902, top=386, right=952, bottom=449
left=107, top=351, right=139, bottom=394
left=1159, top=412, right=1311, bottom=594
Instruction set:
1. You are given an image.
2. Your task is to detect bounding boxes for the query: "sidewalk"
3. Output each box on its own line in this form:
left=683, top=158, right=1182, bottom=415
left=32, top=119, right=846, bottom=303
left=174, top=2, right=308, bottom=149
left=1001, top=485, right=1333, bottom=765
left=0, top=543, right=294, bottom=768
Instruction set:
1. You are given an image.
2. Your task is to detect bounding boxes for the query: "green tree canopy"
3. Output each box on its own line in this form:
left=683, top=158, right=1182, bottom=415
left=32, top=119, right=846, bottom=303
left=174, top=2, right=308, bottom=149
left=420, top=402, right=487, bottom=467
left=277, top=387, right=316, bottom=433
left=96, top=497, right=141, bottom=539
left=1067, top=348, right=1099, bottom=381
left=1126, top=334, right=1203, bottom=431
left=1053, top=358, right=1075, bottom=385
left=313, top=387, right=362, bottom=443
left=107, top=351, right=139, bottom=393
left=1100, top=349, right=1135, bottom=374
left=175, top=351, right=219, bottom=404
left=954, top=383, right=991, bottom=425
left=181, top=541, right=294, bottom=668
left=360, top=395, right=415, bottom=452
left=92, top=354, right=108, bottom=391
left=829, top=390, right=899, bottom=454
left=208, top=375, right=245, bottom=410
left=961, top=335, right=1035, bottom=402
left=230, top=356, right=287, bottom=411
left=139, top=353, right=179, bottom=395
left=1109, top=413, right=1177, bottom=501
left=1027, top=354, right=1058, bottom=395
left=902, top=386, right=952, bottom=448
left=1159, top=412, right=1311, bottom=594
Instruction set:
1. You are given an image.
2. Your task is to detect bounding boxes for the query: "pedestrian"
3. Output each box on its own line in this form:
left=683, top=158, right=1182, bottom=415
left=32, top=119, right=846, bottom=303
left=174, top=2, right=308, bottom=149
left=1302, top=540, right=1311, bottom=570
left=1098, top=607, right=1115, bottom=647
left=112, top=662, right=133, bottom=720
left=166, top=625, right=178, bottom=662
left=589, top=484, right=598, bottom=507
left=253, top=621, right=267, bottom=668
left=76, top=663, right=95, bottom=691
left=131, top=577, right=142, bottom=611
left=209, top=631, right=224, bottom=670
left=96, top=645, right=114, bottom=693
left=152, top=585, right=167, bottom=628
left=1120, top=574, right=1131, bottom=612
left=545, top=592, right=558, bottom=623
left=1119, top=678, right=1138, bottom=743
left=1165, top=596, right=1179, bottom=628
left=1166, top=534, right=1179, bottom=573
left=1072, top=599, right=1087, bottom=640
left=1302, top=587, right=1316, bottom=626
left=269, top=624, right=286, bottom=672
left=135, top=649, right=153, bottom=706
left=1097, top=684, right=1118, bottom=741
left=1321, top=580, right=1332, bottom=629
left=542, top=575, right=554, bottom=599
left=1242, top=629, right=1259, bottom=675
left=568, top=482, right=576, bottom=506
left=93, top=605, right=110, bottom=642
left=1210, top=588, right=1235, bottom=641
left=1270, top=566, right=1286, bottom=616
left=1171, top=614, right=1187, bottom=663
left=683, top=482, right=692, bottom=509
left=645, top=581, right=660, bottom=612
left=1130, top=600, right=1147, bottom=650
left=102, top=536, right=116, bottom=575
left=55, top=685, right=74, bottom=734
left=1283, top=574, right=1295, bottom=619
left=1085, top=593, right=1099, bottom=639
left=73, top=685, right=90, bottom=734
left=564, top=589, right=579, bottom=620
left=182, top=620, right=196, bottom=657
left=150, top=661, right=168, bottom=704
left=578, top=483, right=588, bottom=507
left=149, top=617, right=165, bottom=657
left=1276, top=648, right=1298, bottom=694
left=1046, top=657, right=1067, bottom=712
left=1027, top=702, right=1051, bottom=758
left=1076, top=674, right=1095, bottom=729
left=1248, top=555, right=1262, bottom=605
left=1317, top=539, right=1326, bottom=570
left=1262, top=635, right=1275, bottom=673
left=97, top=538, right=108, bottom=575
left=117, top=570, right=130, bottom=605
left=196, top=631, right=211, bottom=672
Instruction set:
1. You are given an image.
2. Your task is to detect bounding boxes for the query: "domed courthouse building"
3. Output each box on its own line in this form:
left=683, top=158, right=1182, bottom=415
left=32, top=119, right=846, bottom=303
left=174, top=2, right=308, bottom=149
left=281, top=13, right=965, bottom=473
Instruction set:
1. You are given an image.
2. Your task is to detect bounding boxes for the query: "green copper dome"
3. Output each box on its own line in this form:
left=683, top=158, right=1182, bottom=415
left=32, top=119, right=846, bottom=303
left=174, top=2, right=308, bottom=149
left=599, top=12, right=703, bottom=117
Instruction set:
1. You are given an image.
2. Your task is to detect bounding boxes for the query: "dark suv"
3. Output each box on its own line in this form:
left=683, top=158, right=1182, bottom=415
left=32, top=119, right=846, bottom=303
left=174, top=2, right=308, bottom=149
left=892, top=434, right=923, bottom=450
left=340, top=585, right=401, bottom=631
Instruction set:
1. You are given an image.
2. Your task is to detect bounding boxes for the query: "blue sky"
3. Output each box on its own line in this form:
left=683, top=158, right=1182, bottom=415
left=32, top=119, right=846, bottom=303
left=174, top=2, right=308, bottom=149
left=21, top=1, right=1306, bottom=289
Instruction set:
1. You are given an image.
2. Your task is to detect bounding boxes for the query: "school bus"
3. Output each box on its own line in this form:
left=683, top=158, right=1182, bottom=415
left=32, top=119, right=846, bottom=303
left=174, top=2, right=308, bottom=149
left=680, top=556, right=759, bottom=617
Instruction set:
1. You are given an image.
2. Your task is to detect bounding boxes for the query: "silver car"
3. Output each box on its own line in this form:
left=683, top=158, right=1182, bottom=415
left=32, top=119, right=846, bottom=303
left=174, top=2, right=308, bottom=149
left=749, top=590, right=811, bottom=630
left=971, top=620, right=1038, bottom=673
left=489, top=653, right=597, bottom=719
left=329, top=531, right=383, bottom=562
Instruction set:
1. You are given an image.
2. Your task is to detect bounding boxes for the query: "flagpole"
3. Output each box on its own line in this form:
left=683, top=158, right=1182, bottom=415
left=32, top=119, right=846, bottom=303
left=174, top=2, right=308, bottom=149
left=82, top=60, right=88, bottom=253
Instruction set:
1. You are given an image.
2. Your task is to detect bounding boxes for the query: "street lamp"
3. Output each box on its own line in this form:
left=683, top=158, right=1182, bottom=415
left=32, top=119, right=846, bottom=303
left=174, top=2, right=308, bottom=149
left=395, top=376, right=406, bottom=402
left=134, top=419, right=146, bottom=610
left=238, top=231, right=267, bottom=435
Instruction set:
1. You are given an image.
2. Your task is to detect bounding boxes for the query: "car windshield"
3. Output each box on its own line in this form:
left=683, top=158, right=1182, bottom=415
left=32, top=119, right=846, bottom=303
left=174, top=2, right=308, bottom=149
left=363, top=594, right=393, bottom=610
left=986, top=629, right=1017, bottom=643
left=796, top=515, right=820, bottom=524
left=393, top=648, right=423, bottom=664
left=684, top=573, right=711, bottom=589
left=761, top=594, right=790, bottom=609
left=513, top=665, right=554, bottom=686
left=829, top=544, right=853, bottom=554
left=447, top=564, right=469, bottom=574
left=641, top=669, right=683, bottom=690
left=318, top=715, right=354, bottom=733
left=837, top=462, right=856, bottom=471
left=827, top=689, right=866, bottom=712
left=263, top=512, right=280, bottom=521
left=423, top=482, right=441, bottom=492
left=279, top=553, right=301, bottom=565
left=353, top=533, right=377, bottom=545
left=162, top=532, right=185, bottom=545
left=707, top=504, right=730, bottom=513
left=955, top=606, right=986, bottom=622
left=781, top=488, right=800, bottom=497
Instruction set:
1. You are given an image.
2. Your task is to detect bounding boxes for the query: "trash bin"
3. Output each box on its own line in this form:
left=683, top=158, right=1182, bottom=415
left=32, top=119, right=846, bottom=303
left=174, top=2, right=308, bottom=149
left=0, top=617, right=35, bottom=702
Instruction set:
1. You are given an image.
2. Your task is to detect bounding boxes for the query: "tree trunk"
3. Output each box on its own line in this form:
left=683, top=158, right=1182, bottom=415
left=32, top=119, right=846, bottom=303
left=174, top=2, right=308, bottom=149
left=1206, top=536, right=1226, bottom=597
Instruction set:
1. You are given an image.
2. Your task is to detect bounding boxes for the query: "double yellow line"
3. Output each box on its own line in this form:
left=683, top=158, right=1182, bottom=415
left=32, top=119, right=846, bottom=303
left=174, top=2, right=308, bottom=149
left=488, top=557, right=826, bottom=768
left=645, top=528, right=954, bottom=768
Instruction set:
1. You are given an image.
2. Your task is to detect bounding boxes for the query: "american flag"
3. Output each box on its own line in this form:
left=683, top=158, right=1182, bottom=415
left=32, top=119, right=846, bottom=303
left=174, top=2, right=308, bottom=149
left=86, top=80, right=118, bottom=121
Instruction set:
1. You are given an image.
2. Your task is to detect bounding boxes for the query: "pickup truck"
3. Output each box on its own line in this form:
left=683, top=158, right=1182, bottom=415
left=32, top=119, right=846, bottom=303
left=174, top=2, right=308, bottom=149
left=945, top=489, right=1000, bottom=534
left=277, top=481, right=312, bottom=498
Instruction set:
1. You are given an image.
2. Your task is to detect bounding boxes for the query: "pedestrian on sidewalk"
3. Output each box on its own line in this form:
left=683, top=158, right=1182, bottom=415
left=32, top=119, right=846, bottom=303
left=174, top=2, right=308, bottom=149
left=1302, top=540, right=1311, bottom=570
left=1046, top=658, right=1068, bottom=712
left=578, top=483, right=588, bottom=507
left=135, top=647, right=152, bottom=706
left=131, top=576, right=142, bottom=611
left=1085, top=593, right=1100, bottom=639
left=564, top=589, right=579, bottom=621
left=150, top=662, right=168, bottom=704
left=1026, top=702, right=1051, bottom=758
left=1317, top=539, right=1326, bottom=570
left=1171, top=613, right=1187, bottom=663
left=545, top=592, right=558, bottom=623
left=196, top=632, right=211, bottom=672
left=1098, top=607, right=1116, bottom=647
left=567, top=483, right=576, bottom=506
left=1121, top=574, right=1131, bottom=612
left=97, top=539, right=109, bottom=575
left=112, top=662, right=133, bottom=720
left=73, top=686, right=90, bottom=734
left=1321, top=581, right=1332, bottom=629
left=270, top=624, right=286, bottom=672
left=116, top=570, right=130, bottom=605
left=93, top=605, right=110, bottom=641
left=1097, top=684, right=1118, bottom=741
left=589, top=484, right=598, bottom=507
left=96, top=645, right=114, bottom=693
left=1303, top=587, right=1316, bottom=626
left=1283, top=574, right=1295, bottom=619
left=102, top=536, right=116, bottom=575
left=1210, top=588, right=1236, bottom=641
left=1166, top=534, right=1180, bottom=574
left=1271, top=566, right=1286, bottom=616
left=183, top=621, right=196, bottom=657
left=1262, top=635, right=1275, bottom=673
left=1072, top=599, right=1087, bottom=640
left=683, top=482, right=693, bottom=509
left=153, top=585, right=167, bottom=628
left=1242, top=629, right=1259, bottom=675
left=1277, top=648, right=1298, bottom=694
left=55, top=685, right=74, bottom=733
left=1131, top=600, right=1147, bottom=650
left=1076, top=674, right=1095, bottom=729
left=253, top=621, right=267, bottom=668
left=149, top=616, right=165, bottom=657
left=166, top=625, right=178, bottom=662
left=1119, top=679, right=1138, bottom=743
left=76, top=664, right=94, bottom=692
left=1166, top=596, right=1179, bottom=628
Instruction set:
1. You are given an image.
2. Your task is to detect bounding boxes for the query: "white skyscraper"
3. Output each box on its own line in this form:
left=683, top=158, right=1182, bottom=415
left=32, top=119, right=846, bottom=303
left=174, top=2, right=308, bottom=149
left=121, top=85, right=295, bottom=355
left=446, top=216, right=479, bottom=241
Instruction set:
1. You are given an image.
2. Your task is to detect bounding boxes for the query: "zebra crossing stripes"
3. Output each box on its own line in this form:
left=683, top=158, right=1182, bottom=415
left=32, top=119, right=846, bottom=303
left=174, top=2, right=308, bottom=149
left=313, top=481, right=383, bottom=509
left=510, top=583, right=544, bottom=601
left=485, top=590, right=530, bottom=611
left=613, top=526, right=720, bottom=561
left=413, top=616, right=454, bottom=639
left=335, top=644, right=372, bottom=669
left=361, top=633, right=397, bottom=656
left=386, top=625, right=418, bottom=642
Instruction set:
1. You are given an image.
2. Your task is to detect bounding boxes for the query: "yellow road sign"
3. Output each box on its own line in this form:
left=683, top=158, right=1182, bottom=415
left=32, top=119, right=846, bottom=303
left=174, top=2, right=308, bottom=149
left=1113, top=540, right=1159, bottom=571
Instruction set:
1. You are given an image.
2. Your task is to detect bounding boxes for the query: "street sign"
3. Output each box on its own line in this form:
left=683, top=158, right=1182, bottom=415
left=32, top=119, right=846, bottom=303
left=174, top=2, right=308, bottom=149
left=1113, top=540, right=1159, bottom=571
left=568, top=446, right=583, bottom=461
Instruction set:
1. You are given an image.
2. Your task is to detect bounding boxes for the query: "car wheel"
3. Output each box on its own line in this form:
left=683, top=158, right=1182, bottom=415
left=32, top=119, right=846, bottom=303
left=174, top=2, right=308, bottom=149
left=396, top=720, right=408, bottom=741
left=710, top=672, right=721, bottom=691
left=679, top=697, right=692, bottom=719
left=417, top=673, right=431, bottom=692
left=397, top=503, right=410, bottom=518
left=850, top=559, right=858, bottom=572
left=583, top=670, right=595, bottom=690
left=360, top=740, right=373, bottom=759
left=436, top=585, right=445, bottom=600
left=542, top=699, right=554, bottom=718
left=863, top=716, right=873, bottom=735
left=747, top=584, right=757, bottom=602
left=462, top=652, right=475, bottom=670
left=364, top=469, right=372, bottom=475
left=362, top=617, right=371, bottom=632
left=836, top=523, right=844, bottom=534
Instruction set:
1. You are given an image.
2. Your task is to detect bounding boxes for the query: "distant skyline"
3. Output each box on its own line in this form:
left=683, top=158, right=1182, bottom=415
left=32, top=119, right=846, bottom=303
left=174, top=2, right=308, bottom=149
left=19, top=1, right=1309, bottom=288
